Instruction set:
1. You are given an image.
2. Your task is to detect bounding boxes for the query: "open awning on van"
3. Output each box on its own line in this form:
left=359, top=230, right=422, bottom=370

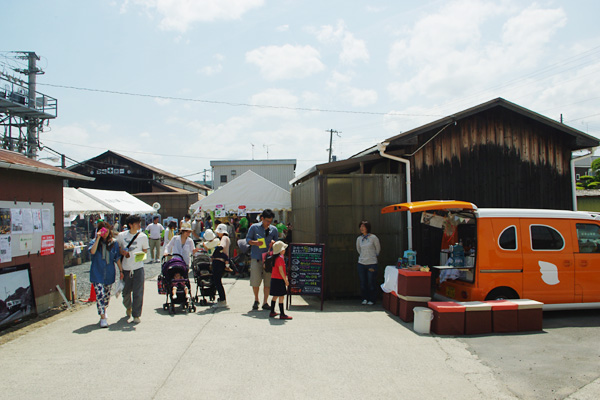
left=381, top=200, right=477, bottom=214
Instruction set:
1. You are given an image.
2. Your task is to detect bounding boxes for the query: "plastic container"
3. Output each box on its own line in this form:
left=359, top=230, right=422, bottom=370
left=452, top=242, right=464, bottom=267
left=404, top=250, right=417, bottom=266
left=413, top=307, right=433, bottom=334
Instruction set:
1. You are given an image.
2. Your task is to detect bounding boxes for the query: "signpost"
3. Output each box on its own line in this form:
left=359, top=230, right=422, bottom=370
left=286, top=243, right=325, bottom=311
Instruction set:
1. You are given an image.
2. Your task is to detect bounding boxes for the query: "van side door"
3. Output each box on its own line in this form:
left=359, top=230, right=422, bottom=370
left=573, top=222, right=600, bottom=302
left=520, top=219, right=575, bottom=304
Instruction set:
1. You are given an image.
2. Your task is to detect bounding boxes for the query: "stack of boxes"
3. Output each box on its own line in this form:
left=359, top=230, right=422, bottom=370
left=426, top=299, right=543, bottom=335
left=394, top=270, right=432, bottom=322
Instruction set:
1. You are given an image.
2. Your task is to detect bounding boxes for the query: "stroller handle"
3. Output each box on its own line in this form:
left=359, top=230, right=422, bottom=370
left=162, top=253, right=185, bottom=262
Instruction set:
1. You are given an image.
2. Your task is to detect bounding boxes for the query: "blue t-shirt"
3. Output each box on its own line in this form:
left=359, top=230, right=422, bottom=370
left=246, top=222, right=279, bottom=260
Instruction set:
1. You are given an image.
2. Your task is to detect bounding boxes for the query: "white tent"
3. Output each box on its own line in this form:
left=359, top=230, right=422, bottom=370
left=63, top=187, right=113, bottom=216
left=77, top=188, right=156, bottom=214
left=190, top=170, right=291, bottom=213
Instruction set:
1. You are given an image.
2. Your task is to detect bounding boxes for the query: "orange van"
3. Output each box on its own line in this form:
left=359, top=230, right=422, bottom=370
left=382, top=201, right=600, bottom=309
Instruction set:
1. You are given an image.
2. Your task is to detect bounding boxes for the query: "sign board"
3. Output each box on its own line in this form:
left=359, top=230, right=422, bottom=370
left=287, top=243, right=325, bottom=310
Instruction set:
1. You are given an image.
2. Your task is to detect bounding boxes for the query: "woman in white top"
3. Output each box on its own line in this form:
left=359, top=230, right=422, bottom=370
left=215, top=224, right=233, bottom=273
left=164, top=222, right=199, bottom=267
left=356, top=220, right=381, bottom=305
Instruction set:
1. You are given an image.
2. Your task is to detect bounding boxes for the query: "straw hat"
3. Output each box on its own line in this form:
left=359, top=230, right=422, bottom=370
left=180, top=222, right=192, bottom=231
left=204, top=229, right=216, bottom=241
left=273, top=240, right=288, bottom=254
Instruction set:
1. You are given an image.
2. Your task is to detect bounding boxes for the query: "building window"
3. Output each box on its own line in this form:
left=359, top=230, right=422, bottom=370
left=220, top=175, right=227, bottom=183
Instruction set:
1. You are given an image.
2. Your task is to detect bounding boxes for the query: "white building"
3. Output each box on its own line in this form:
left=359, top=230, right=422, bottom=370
left=211, top=159, right=296, bottom=190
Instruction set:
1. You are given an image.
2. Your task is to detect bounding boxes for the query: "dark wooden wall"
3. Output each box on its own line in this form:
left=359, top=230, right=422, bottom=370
left=69, top=154, right=153, bottom=193
left=411, top=108, right=574, bottom=209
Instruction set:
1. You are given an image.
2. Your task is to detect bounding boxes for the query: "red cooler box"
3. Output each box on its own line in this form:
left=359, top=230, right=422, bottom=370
left=486, top=300, right=518, bottom=333
left=428, top=301, right=466, bottom=335
left=398, top=295, right=430, bottom=322
left=397, top=270, right=432, bottom=297
left=389, top=292, right=399, bottom=316
left=457, top=301, right=492, bottom=335
left=382, top=291, right=391, bottom=311
left=510, top=299, right=544, bottom=332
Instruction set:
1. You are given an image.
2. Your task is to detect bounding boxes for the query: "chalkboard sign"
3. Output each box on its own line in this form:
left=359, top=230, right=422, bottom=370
left=287, top=243, right=325, bottom=310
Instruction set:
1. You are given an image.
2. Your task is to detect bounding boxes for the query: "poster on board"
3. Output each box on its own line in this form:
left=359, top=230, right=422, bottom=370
left=238, top=205, right=247, bottom=217
left=215, top=204, right=226, bottom=218
left=32, top=209, right=42, bottom=233
left=10, top=208, right=23, bottom=234
left=41, top=235, right=55, bottom=256
left=0, top=235, right=11, bottom=263
left=0, top=208, right=10, bottom=234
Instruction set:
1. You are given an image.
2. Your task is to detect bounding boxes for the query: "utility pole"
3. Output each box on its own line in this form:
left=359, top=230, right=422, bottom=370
left=326, top=129, right=341, bottom=163
left=251, top=143, right=255, bottom=160
left=263, top=144, right=273, bottom=159
left=15, top=52, right=44, bottom=159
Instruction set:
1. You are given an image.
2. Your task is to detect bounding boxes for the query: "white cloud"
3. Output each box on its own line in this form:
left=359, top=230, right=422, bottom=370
left=250, top=88, right=299, bottom=118
left=387, top=1, right=567, bottom=101
left=312, top=20, right=369, bottom=64
left=245, top=44, right=325, bottom=80
left=276, top=24, right=289, bottom=32
left=199, top=53, right=224, bottom=76
left=124, top=0, right=265, bottom=32
left=345, top=87, right=378, bottom=107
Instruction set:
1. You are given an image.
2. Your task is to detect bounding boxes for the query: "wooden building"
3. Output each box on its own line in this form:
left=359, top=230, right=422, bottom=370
left=291, top=98, right=600, bottom=298
left=67, top=151, right=210, bottom=220
left=0, top=149, right=93, bottom=317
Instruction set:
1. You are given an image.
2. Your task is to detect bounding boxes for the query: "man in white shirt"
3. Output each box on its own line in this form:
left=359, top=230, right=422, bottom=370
left=117, top=214, right=149, bottom=323
left=146, top=216, right=164, bottom=263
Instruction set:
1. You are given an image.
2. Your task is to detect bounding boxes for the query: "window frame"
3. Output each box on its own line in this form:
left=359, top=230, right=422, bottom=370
left=498, top=225, right=518, bottom=251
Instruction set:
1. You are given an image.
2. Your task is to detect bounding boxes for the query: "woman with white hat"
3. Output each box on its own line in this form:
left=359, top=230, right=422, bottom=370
left=215, top=224, right=233, bottom=273
left=164, top=222, right=199, bottom=267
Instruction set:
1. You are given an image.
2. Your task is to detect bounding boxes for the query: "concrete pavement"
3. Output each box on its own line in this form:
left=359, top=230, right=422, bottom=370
left=2, top=273, right=598, bottom=399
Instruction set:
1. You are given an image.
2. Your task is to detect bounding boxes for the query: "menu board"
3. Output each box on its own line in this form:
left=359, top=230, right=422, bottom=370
left=287, top=243, right=325, bottom=310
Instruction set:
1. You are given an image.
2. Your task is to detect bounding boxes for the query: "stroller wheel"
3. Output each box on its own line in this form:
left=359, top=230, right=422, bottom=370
left=200, top=299, right=207, bottom=306
left=163, top=303, right=168, bottom=311
left=169, top=305, right=175, bottom=315
left=191, top=305, right=197, bottom=312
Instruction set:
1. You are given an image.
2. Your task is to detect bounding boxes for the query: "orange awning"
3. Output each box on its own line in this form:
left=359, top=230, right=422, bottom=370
left=381, top=200, right=477, bottom=214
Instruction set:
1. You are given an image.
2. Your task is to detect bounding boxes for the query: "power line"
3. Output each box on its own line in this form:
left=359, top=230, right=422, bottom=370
left=36, top=82, right=443, bottom=117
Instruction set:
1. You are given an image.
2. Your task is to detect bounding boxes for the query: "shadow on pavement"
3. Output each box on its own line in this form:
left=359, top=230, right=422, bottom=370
left=73, top=316, right=137, bottom=334
left=542, top=309, right=600, bottom=329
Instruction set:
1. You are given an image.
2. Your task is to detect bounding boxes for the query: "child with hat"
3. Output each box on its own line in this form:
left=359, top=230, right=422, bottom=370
left=269, top=240, right=292, bottom=320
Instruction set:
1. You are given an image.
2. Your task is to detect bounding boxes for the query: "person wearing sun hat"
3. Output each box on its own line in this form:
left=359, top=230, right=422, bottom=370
left=202, top=228, right=221, bottom=254
left=269, top=240, right=292, bottom=320
left=164, top=222, right=199, bottom=267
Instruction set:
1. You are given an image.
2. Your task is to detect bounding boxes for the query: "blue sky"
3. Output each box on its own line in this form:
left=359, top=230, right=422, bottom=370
left=3, top=0, right=600, bottom=180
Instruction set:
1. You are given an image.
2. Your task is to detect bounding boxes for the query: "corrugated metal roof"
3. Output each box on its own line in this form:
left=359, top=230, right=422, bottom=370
left=0, top=148, right=93, bottom=181
left=211, top=159, right=296, bottom=167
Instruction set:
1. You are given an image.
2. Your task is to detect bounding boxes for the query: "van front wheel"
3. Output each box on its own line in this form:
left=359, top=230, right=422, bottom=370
left=485, top=287, right=519, bottom=300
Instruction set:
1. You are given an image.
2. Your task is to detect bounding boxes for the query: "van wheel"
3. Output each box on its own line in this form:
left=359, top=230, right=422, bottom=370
left=485, top=287, right=519, bottom=300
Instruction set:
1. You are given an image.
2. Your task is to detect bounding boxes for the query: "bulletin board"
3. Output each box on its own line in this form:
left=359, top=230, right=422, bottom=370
left=0, top=201, right=55, bottom=264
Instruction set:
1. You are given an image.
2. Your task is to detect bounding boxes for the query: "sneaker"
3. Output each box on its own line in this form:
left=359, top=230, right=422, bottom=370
left=133, top=317, right=141, bottom=324
left=280, top=315, right=293, bottom=320
left=262, top=303, right=271, bottom=311
left=100, top=318, right=108, bottom=328
left=367, top=301, right=374, bottom=305
left=126, top=307, right=132, bottom=318
left=361, top=299, right=368, bottom=305
left=252, top=300, right=260, bottom=310
left=269, top=311, right=279, bottom=318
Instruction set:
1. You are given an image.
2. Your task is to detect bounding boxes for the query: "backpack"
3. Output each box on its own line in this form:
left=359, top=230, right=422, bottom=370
left=263, top=251, right=276, bottom=273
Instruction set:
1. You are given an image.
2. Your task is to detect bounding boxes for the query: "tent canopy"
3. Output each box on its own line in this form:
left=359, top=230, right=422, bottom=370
left=190, top=170, right=291, bottom=213
left=77, top=188, right=156, bottom=214
left=63, top=187, right=113, bottom=215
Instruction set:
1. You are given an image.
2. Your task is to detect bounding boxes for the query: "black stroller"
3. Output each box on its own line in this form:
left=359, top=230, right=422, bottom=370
left=230, top=239, right=251, bottom=278
left=159, top=254, right=196, bottom=314
left=191, top=250, right=216, bottom=306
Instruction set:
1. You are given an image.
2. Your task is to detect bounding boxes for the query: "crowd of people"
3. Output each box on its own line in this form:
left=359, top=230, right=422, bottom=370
left=87, top=209, right=301, bottom=327
left=87, top=208, right=379, bottom=328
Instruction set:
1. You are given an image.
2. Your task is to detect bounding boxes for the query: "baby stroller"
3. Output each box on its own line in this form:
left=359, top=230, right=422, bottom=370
left=159, top=254, right=196, bottom=314
left=191, top=250, right=216, bottom=306
left=230, top=239, right=251, bottom=278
